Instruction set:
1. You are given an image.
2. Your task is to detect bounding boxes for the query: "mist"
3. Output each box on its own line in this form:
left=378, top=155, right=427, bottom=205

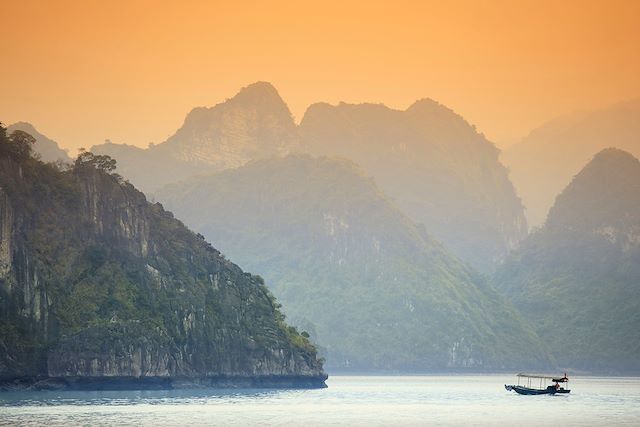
left=1, top=1, right=639, bottom=425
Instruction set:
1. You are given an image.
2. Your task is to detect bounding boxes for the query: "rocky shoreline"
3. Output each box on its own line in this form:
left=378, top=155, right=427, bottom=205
left=0, top=374, right=328, bottom=391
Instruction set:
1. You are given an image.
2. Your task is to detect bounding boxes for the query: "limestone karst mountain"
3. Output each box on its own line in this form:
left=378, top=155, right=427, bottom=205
left=92, top=82, right=301, bottom=193
left=7, top=122, right=70, bottom=163
left=0, top=125, right=325, bottom=389
left=501, top=98, right=640, bottom=228
left=157, top=154, right=551, bottom=372
left=495, top=148, right=640, bottom=373
left=300, top=100, right=527, bottom=272
left=91, top=83, right=526, bottom=272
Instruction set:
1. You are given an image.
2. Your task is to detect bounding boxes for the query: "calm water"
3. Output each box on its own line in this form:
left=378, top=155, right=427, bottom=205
left=1, top=375, right=639, bottom=426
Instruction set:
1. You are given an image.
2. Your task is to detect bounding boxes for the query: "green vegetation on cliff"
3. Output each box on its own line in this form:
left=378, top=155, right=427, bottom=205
left=502, top=98, right=640, bottom=227
left=91, top=82, right=525, bottom=273
left=7, top=122, right=70, bottom=163
left=300, top=101, right=527, bottom=272
left=157, top=155, right=551, bottom=372
left=495, top=148, right=640, bottom=373
left=0, top=125, right=325, bottom=387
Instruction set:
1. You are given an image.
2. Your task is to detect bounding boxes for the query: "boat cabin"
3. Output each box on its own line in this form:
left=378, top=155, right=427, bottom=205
left=505, top=373, right=570, bottom=395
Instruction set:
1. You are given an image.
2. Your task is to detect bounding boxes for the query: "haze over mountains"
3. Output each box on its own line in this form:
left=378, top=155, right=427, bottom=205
left=0, top=128, right=325, bottom=388
left=301, top=100, right=527, bottom=271
left=495, top=148, right=640, bottom=373
left=502, top=98, right=640, bottom=228
left=92, top=82, right=301, bottom=193
left=27, top=87, right=639, bottom=238
left=6, top=122, right=70, bottom=163
left=92, top=82, right=526, bottom=272
left=157, top=155, right=550, bottom=371
left=5, top=82, right=640, bottom=375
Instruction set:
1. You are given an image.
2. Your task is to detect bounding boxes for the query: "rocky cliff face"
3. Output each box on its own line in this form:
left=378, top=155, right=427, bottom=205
left=91, top=82, right=301, bottom=193
left=157, top=155, right=552, bottom=372
left=161, top=81, right=299, bottom=167
left=90, top=83, right=525, bottom=272
left=300, top=100, right=527, bottom=272
left=0, top=127, right=325, bottom=389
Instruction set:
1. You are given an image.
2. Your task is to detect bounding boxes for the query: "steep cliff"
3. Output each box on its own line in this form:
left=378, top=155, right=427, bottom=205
left=495, top=148, right=640, bottom=373
left=501, top=98, right=640, bottom=227
left=0, top=126, right=325, bottom=389
left=157, top=155, right=552, bottom=372
left=91, top=82, right=300, bottom=193
left=90, top=83, right=525, bottom=272
left=300, top=100, right=527, bottom=272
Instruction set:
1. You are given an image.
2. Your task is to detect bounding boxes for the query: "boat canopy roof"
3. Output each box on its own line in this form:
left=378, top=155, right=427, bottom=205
left=517, top=373, right=569, bottom=382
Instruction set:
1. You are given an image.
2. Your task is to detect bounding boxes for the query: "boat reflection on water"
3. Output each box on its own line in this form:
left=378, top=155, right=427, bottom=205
left=505, top=373, right=571, bottom=395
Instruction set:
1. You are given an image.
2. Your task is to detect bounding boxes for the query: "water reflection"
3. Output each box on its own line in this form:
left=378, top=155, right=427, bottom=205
left=0, top=387, right=291, bottom=406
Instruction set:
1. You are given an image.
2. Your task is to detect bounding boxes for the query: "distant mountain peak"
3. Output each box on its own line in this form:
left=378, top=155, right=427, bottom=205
left=302, top=102, right=334, bottom=117
left=590, top=147, right=640, bottom=164
left=546, top=148, right=640, bottom=231
left=406, top=97, right=442, bottom=111
left=92, top=82, right=300, bottom=192
left=300, top=95, right=525, bottom=272
left=7, top=121, right=70, bottom=162
left=501, top=97, right=640, bottom=228
left=236, top=81, right=280, bottom=98
left=230, top=81, right=290, bottom=112
left=406, top=98, right=472, bottom=129
left=181, top=81, right=291, bottom=124
left=560, top=147, right=640, bottom=194
left=495, top=146, right=640, bottom=373
left=9, top=121, right=37, bottom=132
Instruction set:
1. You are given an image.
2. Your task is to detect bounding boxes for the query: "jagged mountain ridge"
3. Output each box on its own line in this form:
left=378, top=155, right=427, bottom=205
left=90, top=82, right=526, bottom=271
left=494, top=148, right=640, bottom=373
left=92, top=82, right=301, bottom=192
left=157, top=154, right=552, bottom=372
left=0, top=126, right=325, bottom=389
left=300, top=100, right=528, bottom=272
left=501, top=98, right=640, bottom=227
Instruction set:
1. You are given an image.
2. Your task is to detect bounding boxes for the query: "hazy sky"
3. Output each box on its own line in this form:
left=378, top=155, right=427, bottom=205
left=1, top=0, right=639, bottom=153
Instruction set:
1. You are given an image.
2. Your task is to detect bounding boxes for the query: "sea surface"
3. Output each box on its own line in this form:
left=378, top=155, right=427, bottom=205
left=1, top=375, right=639, bottom=426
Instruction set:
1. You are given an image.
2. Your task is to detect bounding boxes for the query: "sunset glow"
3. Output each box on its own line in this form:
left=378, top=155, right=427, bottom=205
left=1, top=0, right=639, bottom=152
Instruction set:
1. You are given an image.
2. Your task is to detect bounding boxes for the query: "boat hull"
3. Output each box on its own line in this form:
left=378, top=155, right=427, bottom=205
left=505, top=385, right=570, bottom=395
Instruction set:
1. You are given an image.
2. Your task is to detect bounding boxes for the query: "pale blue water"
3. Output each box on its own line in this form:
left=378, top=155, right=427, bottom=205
left=1, top=375, right=639, bottom=426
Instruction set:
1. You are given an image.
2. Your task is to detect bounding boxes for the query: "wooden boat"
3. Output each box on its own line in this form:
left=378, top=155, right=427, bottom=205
left=505, top=373, right=570, bottom=395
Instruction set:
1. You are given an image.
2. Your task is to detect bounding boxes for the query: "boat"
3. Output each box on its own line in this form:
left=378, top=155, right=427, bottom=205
left=505, top=373, right=570, bottom=395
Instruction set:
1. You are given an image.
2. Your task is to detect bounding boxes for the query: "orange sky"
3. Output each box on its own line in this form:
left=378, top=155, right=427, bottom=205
left=1, top=0, right=639, bottom=153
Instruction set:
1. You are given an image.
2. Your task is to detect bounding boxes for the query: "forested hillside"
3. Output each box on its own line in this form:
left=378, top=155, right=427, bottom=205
left=0, top=126, right=325, bottom=389
left=495, top=148, right=640, bottom=373
left=158, top=155, right=551, bottom=372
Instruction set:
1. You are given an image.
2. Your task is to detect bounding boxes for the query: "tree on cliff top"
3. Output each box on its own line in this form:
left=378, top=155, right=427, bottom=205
left=0, top=124, right=36, bottom=162
left=74, top=149, right=117, bottom=173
